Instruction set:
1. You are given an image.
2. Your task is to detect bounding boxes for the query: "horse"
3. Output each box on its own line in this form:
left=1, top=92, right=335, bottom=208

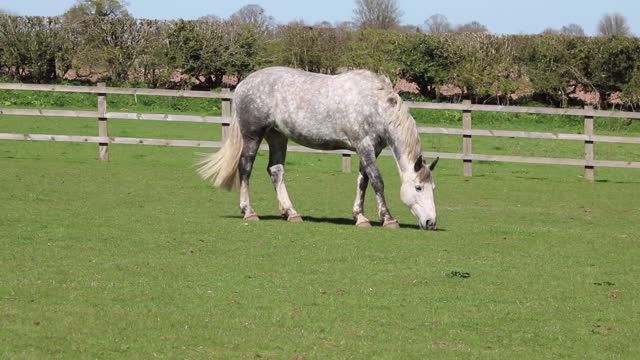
left=198, top=67, right=438, bottom=230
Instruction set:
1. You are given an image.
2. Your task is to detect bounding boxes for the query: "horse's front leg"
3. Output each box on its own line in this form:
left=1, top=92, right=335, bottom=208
left=358, top=148, right=400, bottom=229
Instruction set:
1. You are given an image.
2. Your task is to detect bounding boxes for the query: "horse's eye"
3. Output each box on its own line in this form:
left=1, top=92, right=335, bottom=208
left=415, top=185, right=423, bottom=192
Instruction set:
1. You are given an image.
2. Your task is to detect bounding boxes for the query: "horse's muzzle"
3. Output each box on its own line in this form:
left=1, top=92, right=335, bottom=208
left=420, top=219, right=437, bottom=230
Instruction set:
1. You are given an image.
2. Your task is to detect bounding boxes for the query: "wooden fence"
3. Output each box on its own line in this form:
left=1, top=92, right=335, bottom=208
left=1, top=83, right=640, bottom=181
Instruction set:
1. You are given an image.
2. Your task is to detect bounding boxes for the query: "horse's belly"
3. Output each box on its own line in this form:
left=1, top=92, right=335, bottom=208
left=273, top=120, right=353, bottom=151
left=290, top=136, right=352, bottom=151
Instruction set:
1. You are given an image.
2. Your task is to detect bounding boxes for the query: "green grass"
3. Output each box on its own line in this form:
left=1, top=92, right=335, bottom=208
left=0, top=90, right=222, bottom=115
left=0, top=115, right=223, bottom=142
left=1, top=138, right=640, bottom=358
left=1, top=92, right=640, bottom=358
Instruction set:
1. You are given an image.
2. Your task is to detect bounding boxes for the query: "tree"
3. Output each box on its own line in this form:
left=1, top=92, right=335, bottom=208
left=424, top=14, right=451, bottom=34
left=399, top=24, right=420, bottom=33
left=447, top=34, right=525, bottom=103
left=353, top=0, right=402, bottom=30
left=315, top=21, right=333, bottom=28
left=543, top=24, right=585, bottom=37
left=560, top=24, right=585, bottom=36
left=597, top=13, right=631, bottom=36
left=0, top=16, right=64, bottom=82
left=199, top=14, right=221, bottom=22
left=621, top=66, right=640, bottom=109
left=225, top=22, right=265, bottom=81
left=345, top=29, right=404, bottom=77
left=136, top=20, right=172, bottom=87
left=166, top=18, right=235, bottom=88
left=396, top=33, right=461, bottom=97
left=268, top=21, right=346, bottom=74
left=336, top=21, right=357, bottom=31
left=580, top=36, right=640, bottom=109
left=64, top=0, right=129, bottom=18
left=515, top=35, right=584, bottom=107
left=230, top=4, right=273, bottom=33
left=71, top=16, right=149, bottom=81
left=455, top=21, right=488, bottom=33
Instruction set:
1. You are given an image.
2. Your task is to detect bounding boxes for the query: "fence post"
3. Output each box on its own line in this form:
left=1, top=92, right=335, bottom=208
left=342, top=153, right=352, bottom=173
left=462, top=99, right=473, bottom=177
left=584, top=105, right=595, bottom=181
left=97, top=82, right=108, bottom=161
left=221, top=88, right=231, bottom=142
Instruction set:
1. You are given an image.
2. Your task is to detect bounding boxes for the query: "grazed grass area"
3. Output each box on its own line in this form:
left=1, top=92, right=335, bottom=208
left=1, top=138, right=639, bottom=359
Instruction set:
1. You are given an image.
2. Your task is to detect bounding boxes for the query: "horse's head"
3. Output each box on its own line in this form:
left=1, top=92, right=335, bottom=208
left=400, top=156, right=438, bottom=230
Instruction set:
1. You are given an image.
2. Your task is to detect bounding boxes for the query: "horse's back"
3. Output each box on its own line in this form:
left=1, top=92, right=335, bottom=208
left=233, top=67, right=394, bottom=151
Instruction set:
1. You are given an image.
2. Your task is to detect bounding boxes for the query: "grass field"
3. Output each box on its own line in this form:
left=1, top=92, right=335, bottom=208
left=1, top=93, right=640, bottom=358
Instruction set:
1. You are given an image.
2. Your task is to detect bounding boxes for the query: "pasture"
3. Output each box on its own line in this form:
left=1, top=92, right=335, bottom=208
left=1, top=94, right=640, bottom=358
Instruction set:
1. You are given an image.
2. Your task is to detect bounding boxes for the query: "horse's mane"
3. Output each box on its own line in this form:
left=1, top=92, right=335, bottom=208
left=387, top=94, right=422, bottom=162
left=344, top=69, right=423, bottom=163
left=391, top=93, right=422, bottom=161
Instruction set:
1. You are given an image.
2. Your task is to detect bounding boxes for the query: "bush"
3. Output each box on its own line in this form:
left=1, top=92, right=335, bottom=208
left=1, top=15, right=640, bottom=109
left=0, top=16, right=61, bottom=82
left=579, top=36, right=640, bottom=109
left=266, top=22, right=346, bottom=74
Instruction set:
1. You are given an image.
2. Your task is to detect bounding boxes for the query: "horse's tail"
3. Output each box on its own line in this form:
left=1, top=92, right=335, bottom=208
left=197, top=115, right=243, bottom=192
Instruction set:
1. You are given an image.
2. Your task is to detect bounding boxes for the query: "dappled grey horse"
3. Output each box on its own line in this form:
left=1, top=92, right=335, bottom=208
left=198, top=67, right=438, bottom=230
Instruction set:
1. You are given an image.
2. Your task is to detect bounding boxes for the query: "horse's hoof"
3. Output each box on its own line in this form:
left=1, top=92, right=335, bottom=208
left=244, top=213, right=260, bottom=221
left=354, top=214, right=371, bottom=228
left=383, top=219, right=400, bottom=229
left=355, top=219, right=371, bottom=228
left=288, top=214, right=303, bottom=223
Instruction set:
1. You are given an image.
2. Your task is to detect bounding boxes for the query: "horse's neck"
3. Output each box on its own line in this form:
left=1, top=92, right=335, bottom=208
left=385, top=122, right=421, bottom=181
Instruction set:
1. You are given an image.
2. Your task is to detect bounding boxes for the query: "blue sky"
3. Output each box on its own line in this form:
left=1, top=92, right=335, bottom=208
left=3, top=0, right=639, bottom=35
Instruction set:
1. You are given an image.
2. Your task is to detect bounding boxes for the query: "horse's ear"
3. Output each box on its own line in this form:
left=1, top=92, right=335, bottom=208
left=414, top=155, right=424, bottom=172
left=428, top=157, right=439, bottom=171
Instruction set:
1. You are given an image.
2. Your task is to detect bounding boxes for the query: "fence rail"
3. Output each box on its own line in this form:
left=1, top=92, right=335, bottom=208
left=0, top=83, right=233, bottom=99
left=1, top=83, right=639, bottom=180
left=406, top=101, right=640, bottom=120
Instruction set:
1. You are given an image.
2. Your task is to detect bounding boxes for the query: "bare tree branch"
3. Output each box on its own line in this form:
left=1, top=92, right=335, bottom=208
left=597, top=13, right=631, bottom=36
left=424, top=14, right=451, bottom=34
left=353, top=0, right=402, bottom=30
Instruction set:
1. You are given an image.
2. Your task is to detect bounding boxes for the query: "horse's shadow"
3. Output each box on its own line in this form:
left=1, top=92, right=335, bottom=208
left=222, top=215, right=446, bottom=231
left=223, top=214, right=352, bottom=226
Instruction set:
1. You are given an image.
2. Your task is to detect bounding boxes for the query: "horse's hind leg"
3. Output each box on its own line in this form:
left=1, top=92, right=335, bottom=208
left=265, top=130, right=302, bottom=222
left=239, top=134, right=262, bottom=221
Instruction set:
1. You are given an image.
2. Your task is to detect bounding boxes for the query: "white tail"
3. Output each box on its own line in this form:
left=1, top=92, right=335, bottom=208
left=197, top=119, right=243, bottom=191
